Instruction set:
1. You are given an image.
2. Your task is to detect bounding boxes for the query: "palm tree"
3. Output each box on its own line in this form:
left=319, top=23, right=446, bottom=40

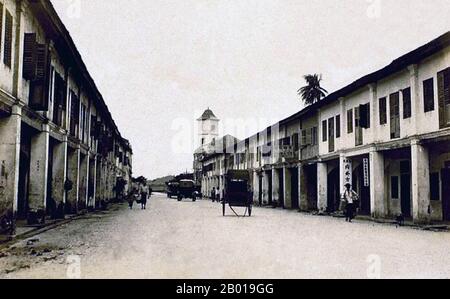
left=298, top=74, right=328, bottom=106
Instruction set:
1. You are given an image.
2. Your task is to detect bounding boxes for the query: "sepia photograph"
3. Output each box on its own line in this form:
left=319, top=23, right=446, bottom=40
left=0, top=0, right=449, bottom=286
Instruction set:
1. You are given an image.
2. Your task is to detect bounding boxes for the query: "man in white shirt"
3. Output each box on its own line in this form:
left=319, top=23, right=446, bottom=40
left=342, top=183, right=359, bottom=222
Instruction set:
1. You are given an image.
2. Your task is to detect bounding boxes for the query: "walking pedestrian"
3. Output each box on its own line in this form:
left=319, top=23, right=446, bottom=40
left=141, top=184, right=149, bottom=210
left=342, top=183, right=359, bottom=222
left=128, top=192, right=136, bottom=210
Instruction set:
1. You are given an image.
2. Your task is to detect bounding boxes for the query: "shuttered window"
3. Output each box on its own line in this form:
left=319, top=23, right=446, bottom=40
left=35, top=44, right=48, bottom=81
left=390, top=92, right=400, bottom=139
left=80, top=103, right=86, bottom=142
left=301, top=129, right=308, bottom=146
left=53, top=73, right=67, bottom=127
left=328, top=117, right=335, bottom=152
left=354, top=107, right=363, bottom=146
left=90, top=115, right=97, bottom=137
left=347, top=109, right=353, bottom=133
left=292, top=133, right=299, bottom=151
left=312, top=127, right=318, bottom=145
left=69, top=90, right=80, bottom=138
left=4, top=10, right=13, bottom=67
left=24, top=33, right=49, bottom=111
left=322, top=120, right=327, bottom=142
left=424, top=78, right=435, bottom=112
left=403, top=87, right=412, bottom=119
left=0, top=3, right=4, bottom=53
left=379, top=97, right=387, bottom=125
left=360, top=103, right=370, bottom=128
left=23, top=33, right=37, bottom=79
left=437, top=68, right=450, bottom=128
left=302, top=128, right=314, bottom=147
left=336, top=115, right=341, bottom=138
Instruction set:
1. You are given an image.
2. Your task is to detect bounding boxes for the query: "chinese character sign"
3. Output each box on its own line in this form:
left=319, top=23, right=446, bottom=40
left=363, top=158, right=370, bottom=187
left=343, top=158, right=353, bottom=187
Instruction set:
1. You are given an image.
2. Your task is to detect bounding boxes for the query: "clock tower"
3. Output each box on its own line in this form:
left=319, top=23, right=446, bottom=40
left=197, top=108, right=219, bottom=148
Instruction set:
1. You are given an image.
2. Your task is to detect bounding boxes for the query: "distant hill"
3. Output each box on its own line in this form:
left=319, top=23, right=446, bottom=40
left=148, top=175, right=175, bottom=192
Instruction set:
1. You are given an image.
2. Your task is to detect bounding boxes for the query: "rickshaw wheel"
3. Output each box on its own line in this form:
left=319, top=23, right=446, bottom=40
left=177, top=196, right=182, bottom=202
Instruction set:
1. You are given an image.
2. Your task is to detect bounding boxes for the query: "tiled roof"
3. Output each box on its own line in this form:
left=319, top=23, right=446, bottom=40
left=198, top=109, right=218, bottom=121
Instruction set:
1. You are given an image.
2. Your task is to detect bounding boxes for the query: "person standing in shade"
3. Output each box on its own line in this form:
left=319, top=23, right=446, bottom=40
left=211, top=187, right=216, bottom=202
left=342, top=183, right=359, bottom=222
left=216, top=187, right=220, bottom=203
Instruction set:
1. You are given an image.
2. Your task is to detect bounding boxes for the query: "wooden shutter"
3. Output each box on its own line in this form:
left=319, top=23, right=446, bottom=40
left=402, top=88, right=412, bottom=119
left=347, top=109, right=354, bottom=133
left=70, top=91, right=80, bottom=137
left=438, top=71, right=445, bottom=128
left=53, top=73, right=68, bottom=125
left=28, top=43, right=49, bottom=111
left=90, top=115, right=96, bottom=137
left=379, top=97, right=387, bottom=125
left=360, top=103, right=370, bottom=128
left=322, top=120, right=327, bottom=142
left=312, top=127, right=317, bottom=145
left=301, top=129, right=307, bottom=146
left=35, top=43, right=48, bottom=81
left=23, top=33, right=37, bottom=80
left=423, top=78, right=435, bottom=112
left=390, top=92, right=400, bottom=139
left=355, top=107, right=363, bottom=146
left=292, top=133, right=299, bottom=151
left=328, top=117, right=335, bottom=152
left=336, top=115, right=341, bottom=138
left=0, top=3, right=3, bottom=50
left=438, top=68, right=450, bottom=129
left=4, top=10, right=13, bottom=67
left=29, top=81, right=48, bottom=111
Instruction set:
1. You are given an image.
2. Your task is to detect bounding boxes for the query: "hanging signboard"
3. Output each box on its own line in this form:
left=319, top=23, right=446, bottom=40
left=342, top=158, right=353, bottom=187
left=363, top=158, right=370, bottom=187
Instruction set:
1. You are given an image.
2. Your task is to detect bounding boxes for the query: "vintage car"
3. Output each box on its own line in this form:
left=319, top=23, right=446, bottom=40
left=223, top=170, right=253, bottom=217
left=177, top=180, right=197, bottom=202
left=166, top=181, right=179, bottom=198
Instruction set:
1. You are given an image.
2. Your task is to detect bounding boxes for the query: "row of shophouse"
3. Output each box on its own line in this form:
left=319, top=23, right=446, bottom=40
left=0, top=0, right=133, bottom=231
left=195, top=31, right=450, bottom=224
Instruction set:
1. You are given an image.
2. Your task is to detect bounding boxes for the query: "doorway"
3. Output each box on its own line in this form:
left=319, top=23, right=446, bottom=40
left=17, top=125, right=32, bottom=219
left=278, top=169, right=284, bottom=208
left=290, top=168, right=299, bottom=209
left=442, top=166, right=450, bottom=221
left=268, top=172, right=273, bottom=205
left=258, top=175, right=263, bottom=206
left=327, top=166, right=340, bottom=213
left=46, top=140, right=55, bottom=217
left=400, top=161, right=411, bottom=217
left=353, top=158, right=371, bottom=215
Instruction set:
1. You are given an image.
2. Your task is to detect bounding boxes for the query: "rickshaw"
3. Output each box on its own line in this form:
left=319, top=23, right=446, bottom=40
left=177, top=179, right=197, bottom=202
left=223, top=170, right=253, bottom=217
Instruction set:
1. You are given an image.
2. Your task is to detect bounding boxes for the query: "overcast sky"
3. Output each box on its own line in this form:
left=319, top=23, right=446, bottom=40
left=51, top=0, right=450, bottom=179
